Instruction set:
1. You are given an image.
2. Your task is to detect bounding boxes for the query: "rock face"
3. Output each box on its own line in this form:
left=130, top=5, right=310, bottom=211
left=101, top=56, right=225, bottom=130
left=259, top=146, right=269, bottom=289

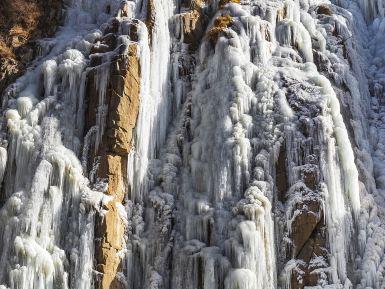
left=145, top=0, right=156, bottom=45
left=85, top=18, right=141, bottom=289
left=176, top=0, right=241, bottom=49
left=106, top=45, right=140, bottom=156
left=0, top=0, right=62, bottom=93
left=218, top=0, right=240, bottom=7
left=177, top=0, right=209, bottom=49
left=207, top=13, right=233, bottom=42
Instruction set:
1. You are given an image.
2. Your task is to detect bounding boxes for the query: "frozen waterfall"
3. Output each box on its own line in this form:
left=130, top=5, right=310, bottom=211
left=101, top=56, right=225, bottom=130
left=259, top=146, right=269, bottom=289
left=0, top=0, right=385, bottom=288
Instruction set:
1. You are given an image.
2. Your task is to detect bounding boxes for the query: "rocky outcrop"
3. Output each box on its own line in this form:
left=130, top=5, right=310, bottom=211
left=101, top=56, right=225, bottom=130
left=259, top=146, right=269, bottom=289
left=177, top=0, right=209, bottom=50
left=218, top=0, right=240, bottom=8
left=145, top=0, right=156, bottom=46
left=291, top=198, right=323, bottom=257
left=277, top=70, right=330, bottom=288
left=0, top=0, right=62, bottom=94
left=317, top=4, right=332, bottom=16
left=287, top=219, right=328, bottom=289
left=276, top=143, right=288, bottom=202
left=105, top=45, right=140, bottom=157
left=207, top=13, right=233, bottom=42
left=85, top=15, right=141, bottom=289
left=179, top=9, right=206, bottom=49
left=0, top=57, right=19, bottom=95
left=95, top=51, right=140, bottom=287
left=175, top=0, right=242, bottom=50
left=95, top=195, right=127, bottom=289
left=283, top=169, right=328, bottom=289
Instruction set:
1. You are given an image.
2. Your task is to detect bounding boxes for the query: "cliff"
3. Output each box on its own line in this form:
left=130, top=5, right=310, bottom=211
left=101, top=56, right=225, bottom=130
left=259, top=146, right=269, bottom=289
left=0, top=0, right=385, bottom=289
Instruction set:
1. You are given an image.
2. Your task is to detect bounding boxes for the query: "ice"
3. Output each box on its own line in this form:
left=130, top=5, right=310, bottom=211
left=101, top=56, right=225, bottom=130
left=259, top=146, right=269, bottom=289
left=0, top=147, right=7, bottom=185
left=357, top=0, right=385, bottom=21
left=140, top=1, right=173, bottom=160
left=41, top=60, right=58, bottom=98
left=225, top=269, right=257, bottom=289
left=93, top=62, right=110, bottom=151
left=312, top=73, right=361, bottom=217
left=1, top=0, right=385, bottom=288
left=17, top=97, right=35, bottom=119
left=276, top=20, right=313, bottom=62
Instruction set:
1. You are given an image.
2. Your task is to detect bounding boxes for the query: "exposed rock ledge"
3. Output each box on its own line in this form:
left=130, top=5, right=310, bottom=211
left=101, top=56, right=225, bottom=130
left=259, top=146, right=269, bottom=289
left=85, top=12, right=141, bottom=288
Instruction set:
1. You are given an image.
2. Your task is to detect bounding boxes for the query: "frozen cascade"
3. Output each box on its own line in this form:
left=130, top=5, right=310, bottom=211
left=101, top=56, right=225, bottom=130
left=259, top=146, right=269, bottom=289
left=128, top=0, right=176, bottom=201
left=0, top=0, right=137, bottom=289
left=1, top=0, right=385, bottom=288
left=125, top=0, right=364, bottom=288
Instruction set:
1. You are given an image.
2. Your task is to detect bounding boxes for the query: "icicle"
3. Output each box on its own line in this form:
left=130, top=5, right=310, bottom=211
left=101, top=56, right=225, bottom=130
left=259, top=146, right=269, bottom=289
left=225, top=269, right=257, bottom=289
left=0, top=147, right=7, bottom=185
left=127, top=0, right=175, bottom=201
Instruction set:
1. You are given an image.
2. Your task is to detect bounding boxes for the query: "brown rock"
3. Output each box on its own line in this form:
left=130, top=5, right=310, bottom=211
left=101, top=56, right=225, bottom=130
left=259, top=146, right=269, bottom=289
left=98, top=153, right=127, bottom=202
left=104, top=18, right=120, bottom=35
left=285, top=183, right=328, bottom=289
left=303, top=170, right=317, bottom=190
left=297, top=226, right=327, bottom=263
left=317, top=4, right=332, bottom=16
left=276, top=143, right=288, bottom=201
left=190, top=0, right=205, bottom=9
left=207, top=14, right=233, bottom=42
left=84, top=68, right=99, bottom=135
left=179, top=9, right=209, bottom=50
left=89, top=54, right=104, bottom=67
left=14, top=45, right=35, bottom=63
left=0, top=55, right=20, bottom=94
left=145, top=0, right=156, bottom=46
left=105, top=44, right=140, bottom=155
left=101, top=33, right=118, bottom=49
left=290, top=262, right=322, bottom=289
left=290, top=221, right=328, bottom=289
left=120, top=1, right=130, bottom=17
left=176, top=0, right=209, bottom=50
left=276, top=7, right=286, bottom=22
left=219, top=0, right=241, bottom=8
left=86, top=42, right=141, bottom=289
left=95, top=200, right=126, bottom=289
left=291, top=199, right=322, bottom=257
left=85, top=44, right=140, bottom=153
left=128, top=20, right=141, bottom=42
